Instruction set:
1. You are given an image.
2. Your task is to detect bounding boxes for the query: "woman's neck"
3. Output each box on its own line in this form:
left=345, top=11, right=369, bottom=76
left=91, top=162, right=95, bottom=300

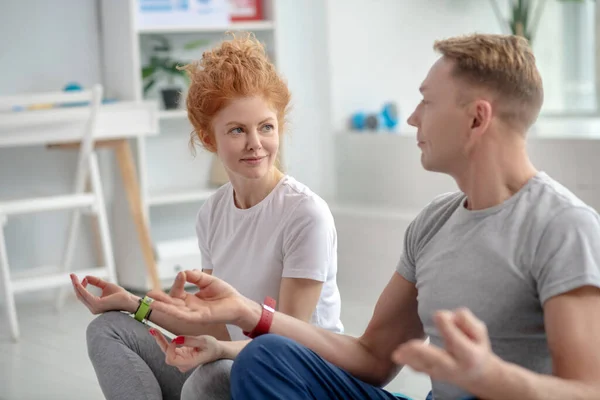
left=231, top=168, right=284, bottom=209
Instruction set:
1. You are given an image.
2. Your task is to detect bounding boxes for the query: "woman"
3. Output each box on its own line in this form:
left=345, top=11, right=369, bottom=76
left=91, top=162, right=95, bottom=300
left=71, top=32, right=343, bottom=400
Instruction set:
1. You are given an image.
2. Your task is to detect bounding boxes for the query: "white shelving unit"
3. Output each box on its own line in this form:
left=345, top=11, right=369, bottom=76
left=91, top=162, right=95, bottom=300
left=99, top=0, right=280, bottom=290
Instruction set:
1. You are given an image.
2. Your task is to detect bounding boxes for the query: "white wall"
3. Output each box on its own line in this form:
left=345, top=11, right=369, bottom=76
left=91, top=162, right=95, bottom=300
left=0, top=0, right=108, bottom=285
left=0, top=0, right=102, bottom=94
left=325, top=0, right=567, bottom=132
left=274, top=0, right=334, bottom=198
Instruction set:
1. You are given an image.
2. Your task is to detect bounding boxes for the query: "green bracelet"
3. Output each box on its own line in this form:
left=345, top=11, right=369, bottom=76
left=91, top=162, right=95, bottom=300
left=134, top=296, right=154, bottom=323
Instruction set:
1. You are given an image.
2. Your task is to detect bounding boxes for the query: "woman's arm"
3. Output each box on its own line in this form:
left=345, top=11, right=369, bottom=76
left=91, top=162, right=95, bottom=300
left=148, top=270, right=231, bottom=340
left=278, top=277, right=324, bottom=322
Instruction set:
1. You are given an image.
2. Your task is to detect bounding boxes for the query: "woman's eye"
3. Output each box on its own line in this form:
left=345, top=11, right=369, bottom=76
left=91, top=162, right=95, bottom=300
left=230, top=127, right=243, bottom=134
left=262, top=124, right=274, bottom=132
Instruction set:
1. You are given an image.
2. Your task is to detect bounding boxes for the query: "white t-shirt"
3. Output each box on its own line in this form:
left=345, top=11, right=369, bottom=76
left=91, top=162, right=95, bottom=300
left=196, top=175, right=344, bottom=341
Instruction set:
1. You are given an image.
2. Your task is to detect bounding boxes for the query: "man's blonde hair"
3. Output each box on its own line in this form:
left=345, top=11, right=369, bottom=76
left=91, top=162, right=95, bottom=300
left=434, top=33, right=543, bottom=130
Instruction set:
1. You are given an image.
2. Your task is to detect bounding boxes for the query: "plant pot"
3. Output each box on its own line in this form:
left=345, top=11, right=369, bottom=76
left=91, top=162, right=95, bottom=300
left=161, top=88, right=181, bottom=110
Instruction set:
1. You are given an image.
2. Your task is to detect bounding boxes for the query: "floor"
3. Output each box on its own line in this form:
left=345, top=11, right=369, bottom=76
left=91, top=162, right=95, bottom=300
left=0, top=295, right=105, bottom=400
left=0, top=295, right=431, bottom=400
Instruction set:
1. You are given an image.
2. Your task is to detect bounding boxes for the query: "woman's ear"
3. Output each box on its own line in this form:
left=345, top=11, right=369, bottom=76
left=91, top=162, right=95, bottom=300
left=200, top=131, right=217, bottom=153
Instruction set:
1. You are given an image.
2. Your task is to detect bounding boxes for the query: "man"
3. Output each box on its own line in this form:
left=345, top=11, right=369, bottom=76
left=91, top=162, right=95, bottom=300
left=151, top=33, right=600, bottom=400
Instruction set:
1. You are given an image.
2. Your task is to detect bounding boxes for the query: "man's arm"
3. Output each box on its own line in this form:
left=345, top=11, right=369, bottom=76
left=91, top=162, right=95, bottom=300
left=240, top=272, right=424, bottom=386
left=470, top=286, right=600, bottom=400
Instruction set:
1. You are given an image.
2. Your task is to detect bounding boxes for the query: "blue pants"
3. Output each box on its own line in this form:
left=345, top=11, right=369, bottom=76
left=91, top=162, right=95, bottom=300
left=230, top=334, right=413, bottom=400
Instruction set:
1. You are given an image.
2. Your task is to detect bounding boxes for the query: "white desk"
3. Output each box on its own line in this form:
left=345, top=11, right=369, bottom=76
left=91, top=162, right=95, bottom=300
left=0, top=101, right=159, bottom=146
left=0, top=100, right=163, bottom=290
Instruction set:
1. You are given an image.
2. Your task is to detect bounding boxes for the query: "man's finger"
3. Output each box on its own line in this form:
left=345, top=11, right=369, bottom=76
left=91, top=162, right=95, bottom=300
left=392, top=340, right=456, bottom=379
left=435, top=310, right=475, bottom=361
left=453, top=308, right=489, bottom=344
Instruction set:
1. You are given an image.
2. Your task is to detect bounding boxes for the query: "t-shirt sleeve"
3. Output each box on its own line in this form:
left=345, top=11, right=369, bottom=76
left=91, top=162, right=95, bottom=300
left=534, top=206, right=600, bottom=305
left=195, top=204, right=213, bottom=272
left=396, top=219, right=417, bottom=283
left=281, top=198, right=336, bottom=282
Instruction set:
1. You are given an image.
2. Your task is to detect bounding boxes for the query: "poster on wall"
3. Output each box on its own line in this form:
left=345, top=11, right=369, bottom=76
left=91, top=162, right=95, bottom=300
left=229, top=0, right=263, bottom=21
left=137, top=0, right=230, bottom=29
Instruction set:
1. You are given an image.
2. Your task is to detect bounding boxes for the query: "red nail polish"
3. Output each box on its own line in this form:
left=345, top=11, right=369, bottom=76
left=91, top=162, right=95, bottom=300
left=172, top=336, right=184, bottom=344
left=149, top=328, right=156, bottom=336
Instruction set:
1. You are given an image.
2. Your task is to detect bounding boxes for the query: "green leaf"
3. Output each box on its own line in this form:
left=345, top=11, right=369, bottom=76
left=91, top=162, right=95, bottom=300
left=184, top=39, right=209, bottom=50
left=143, top=78, right=156, bottom=96
left=141, top=65, right=155, bottom=79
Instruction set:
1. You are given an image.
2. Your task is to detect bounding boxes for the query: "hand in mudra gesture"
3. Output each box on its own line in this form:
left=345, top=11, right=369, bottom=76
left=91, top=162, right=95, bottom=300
left=149, top=329, right=224, bottom=373
left=149, top=270, right=250, bottom=327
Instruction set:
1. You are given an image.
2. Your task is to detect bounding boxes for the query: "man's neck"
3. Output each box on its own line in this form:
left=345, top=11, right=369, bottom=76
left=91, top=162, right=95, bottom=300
left=454, top=139, right=538, bottom=211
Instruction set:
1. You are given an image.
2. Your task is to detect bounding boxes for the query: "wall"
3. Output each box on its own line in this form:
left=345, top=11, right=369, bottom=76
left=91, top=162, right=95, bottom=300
left=325, top=0, right=567, bottom=132
left=0, top=0, right=108, bottom=294
left=0, top=0, right=102, bottom=94
left=275, top=0, right=334, bottom=198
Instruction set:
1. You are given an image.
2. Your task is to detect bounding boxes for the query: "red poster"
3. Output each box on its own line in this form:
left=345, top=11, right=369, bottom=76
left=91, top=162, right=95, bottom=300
left=229, top=0, right=263, bottom=21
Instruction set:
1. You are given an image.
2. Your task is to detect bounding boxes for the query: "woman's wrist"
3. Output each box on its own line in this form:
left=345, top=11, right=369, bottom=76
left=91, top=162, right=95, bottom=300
left=219, top=339, right=250, bottom=360
left=219, top=340, right=237, bottom=359
left=125, top=294, right=141, bottom=314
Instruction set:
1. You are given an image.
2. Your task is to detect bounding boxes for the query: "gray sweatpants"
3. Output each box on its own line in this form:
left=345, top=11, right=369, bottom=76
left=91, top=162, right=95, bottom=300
left=86, top=311, right=233, bottom=400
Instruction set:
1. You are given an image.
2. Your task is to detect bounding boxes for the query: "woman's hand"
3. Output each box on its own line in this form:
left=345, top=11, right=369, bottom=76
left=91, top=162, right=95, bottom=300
left=148, top=270, right=259, bottom=331
left=70, top=273, right=139, bottom=314
left=149, top=329, right=224, bottom=372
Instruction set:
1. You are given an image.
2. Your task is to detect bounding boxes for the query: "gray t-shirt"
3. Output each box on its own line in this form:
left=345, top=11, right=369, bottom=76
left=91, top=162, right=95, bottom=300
left=397, top=172, right=600, bottom=400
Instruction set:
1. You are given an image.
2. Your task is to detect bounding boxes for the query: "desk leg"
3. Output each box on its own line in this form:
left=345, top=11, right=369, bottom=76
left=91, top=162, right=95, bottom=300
left=114, top=139, right=161, bottom=291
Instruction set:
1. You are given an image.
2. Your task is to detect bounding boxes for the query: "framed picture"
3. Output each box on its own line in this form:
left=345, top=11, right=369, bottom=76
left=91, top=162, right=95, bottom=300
left=229, top=0, right=263, bottom=21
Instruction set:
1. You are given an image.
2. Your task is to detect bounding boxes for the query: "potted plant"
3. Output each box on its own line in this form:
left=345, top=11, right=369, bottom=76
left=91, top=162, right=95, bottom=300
left=488, top=0, right=594, bottom=44
left=141, top=36, right=208, bottom=110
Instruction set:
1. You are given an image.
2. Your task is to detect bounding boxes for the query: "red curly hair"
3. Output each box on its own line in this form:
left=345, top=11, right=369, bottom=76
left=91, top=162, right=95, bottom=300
left=182, top=32, right=291, bottom=153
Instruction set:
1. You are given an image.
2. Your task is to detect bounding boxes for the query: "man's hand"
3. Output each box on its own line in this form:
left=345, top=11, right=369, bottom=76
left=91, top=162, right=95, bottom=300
left=392, top=308, right=499, bottom=391
left=149, top=270, right=259, bottom=330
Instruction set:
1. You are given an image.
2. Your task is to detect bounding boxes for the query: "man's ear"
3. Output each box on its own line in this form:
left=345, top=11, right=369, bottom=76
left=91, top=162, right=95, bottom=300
left=471, top=100, right=492, bottom=132
left=464, top=99, right=492, bottom=153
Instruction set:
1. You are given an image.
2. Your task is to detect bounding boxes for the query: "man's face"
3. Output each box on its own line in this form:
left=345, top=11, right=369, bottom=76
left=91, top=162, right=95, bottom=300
left=407, top=57, right=474, bottom=174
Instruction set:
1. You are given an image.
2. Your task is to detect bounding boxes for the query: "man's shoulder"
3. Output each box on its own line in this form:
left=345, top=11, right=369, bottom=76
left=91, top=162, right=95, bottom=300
left=405, top=191, right=464, bottom=247
left=525, top=172, right=599, bottom=224
left=413, top=191, right=465, bottom=226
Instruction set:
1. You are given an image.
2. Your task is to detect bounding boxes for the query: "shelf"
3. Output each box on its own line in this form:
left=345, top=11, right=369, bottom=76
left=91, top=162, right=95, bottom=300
left=155, top=236, right=199, bottom=259
left=158, top=109, right=187, bottom=120
left=155, top=237, right=202, bottom=280
left=147, top=187, right=217, bottom=206
left=137, top=20, right=275, bottom=34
